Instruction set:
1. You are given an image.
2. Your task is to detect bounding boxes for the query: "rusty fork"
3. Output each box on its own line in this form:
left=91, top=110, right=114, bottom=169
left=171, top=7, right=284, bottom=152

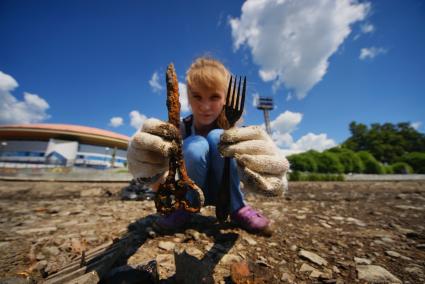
left=216, top=75, right=246, bottom=223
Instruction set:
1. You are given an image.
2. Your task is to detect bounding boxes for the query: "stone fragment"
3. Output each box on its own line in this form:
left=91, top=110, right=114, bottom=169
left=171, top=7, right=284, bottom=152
left=346, top=217, right=366, bottom=227
left=158, top=241, right=175, bottom=251
left=230, top=261, right=251, bottom=283
left=42, top=246, right=60, bottom=256
left=15, top=226, right=57, bottom=235
left=404, top=265, right=424, bottom=276
left=280, top=272, right=295, bottom=283
left=354, top=257, right=371, bottom=265
left=299, top=263, right=315, bottom=272
left=298, top=249, right=328, bottom=266
left=80, top=187, right=105, bottom=197
left=356, top=265, right=401, bottom=283
left=221, top=254, right=242, bottom=265
left=242, top=235, right=257, bottom=246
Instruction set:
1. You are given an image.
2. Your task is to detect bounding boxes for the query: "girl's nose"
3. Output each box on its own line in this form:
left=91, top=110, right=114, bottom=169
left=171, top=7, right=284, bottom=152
left=201, top=103, right=210, bottom=111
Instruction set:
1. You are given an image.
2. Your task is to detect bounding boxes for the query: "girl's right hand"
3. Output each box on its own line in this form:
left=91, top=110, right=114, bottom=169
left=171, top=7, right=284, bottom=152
left=127, top=118, right=179, bottom=186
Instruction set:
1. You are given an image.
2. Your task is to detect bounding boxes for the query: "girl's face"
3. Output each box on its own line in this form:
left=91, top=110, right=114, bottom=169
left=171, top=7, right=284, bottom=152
left=188, top=85, right=225, bottom=129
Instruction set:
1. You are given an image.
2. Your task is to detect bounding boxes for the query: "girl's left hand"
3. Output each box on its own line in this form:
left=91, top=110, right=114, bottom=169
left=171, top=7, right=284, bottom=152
left=219, top=126, right=290, bottom=196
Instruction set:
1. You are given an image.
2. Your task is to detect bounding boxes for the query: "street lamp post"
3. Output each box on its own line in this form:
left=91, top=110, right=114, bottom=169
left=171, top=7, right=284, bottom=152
left=256, top=97, right=274, bottom=135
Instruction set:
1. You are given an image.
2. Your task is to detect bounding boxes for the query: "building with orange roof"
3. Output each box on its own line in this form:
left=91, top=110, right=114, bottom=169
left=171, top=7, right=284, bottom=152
left=0, top=124, right=130, bottom=169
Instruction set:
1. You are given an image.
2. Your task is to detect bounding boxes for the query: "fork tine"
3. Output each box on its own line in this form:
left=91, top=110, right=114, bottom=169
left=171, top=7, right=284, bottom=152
left=236, top=76, right=242, bottom=110
left=225, top=75, right=233, bottom=107
left=231, top=75, right=237, bottom=108
left=240, top=76, right=246, bottom=112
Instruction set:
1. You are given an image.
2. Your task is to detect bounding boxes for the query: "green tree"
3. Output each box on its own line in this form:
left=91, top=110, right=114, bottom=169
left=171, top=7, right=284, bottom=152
left=343, top=121, right=425, bottom=164
left=391, top=162, right=413, bottom=174
left=400, top=152, right=425, bottom=173
left=357, top=151, right=384, bottom=174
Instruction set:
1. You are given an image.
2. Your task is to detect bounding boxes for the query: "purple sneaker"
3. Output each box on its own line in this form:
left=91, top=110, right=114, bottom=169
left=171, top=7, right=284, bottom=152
left=231, top=205, right=272, bottom=236
left=153, top=209, right=193, bottom=232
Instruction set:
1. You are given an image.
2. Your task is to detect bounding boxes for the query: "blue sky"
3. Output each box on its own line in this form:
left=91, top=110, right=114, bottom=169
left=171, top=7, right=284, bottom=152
left=1, top=0, right=424, bottom=155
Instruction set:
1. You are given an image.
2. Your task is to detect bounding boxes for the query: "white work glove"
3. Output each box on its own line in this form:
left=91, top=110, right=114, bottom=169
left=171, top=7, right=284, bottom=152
left=127, top=118, right=178, bottom=186
left=219, top=126, right=290, bottom=196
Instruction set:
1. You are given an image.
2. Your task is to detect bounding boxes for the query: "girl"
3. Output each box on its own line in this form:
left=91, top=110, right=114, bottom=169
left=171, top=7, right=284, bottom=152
left=127, top=57, right=289, bottom=235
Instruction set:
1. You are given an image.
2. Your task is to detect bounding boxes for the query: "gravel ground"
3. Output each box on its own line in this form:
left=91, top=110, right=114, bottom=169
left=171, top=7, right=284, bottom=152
left=0, top=180, right=424, bottom=283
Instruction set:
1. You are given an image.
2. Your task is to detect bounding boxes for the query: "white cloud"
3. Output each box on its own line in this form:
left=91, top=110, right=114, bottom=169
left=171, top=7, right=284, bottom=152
left=411, top=121, right=422, bottom=130
left=359, top=47, right=387, bottom=60
left=129, top=110, right=147, bottom=129
left=230, top=0, right=370, bottom=99
left=268, top=110, right=336, bottom=155
left=280, top=133, right=337, bottom=156
left=361, top=23, right=375, bottom=34
left=109, top=116, right=123, bottom=127
left=149, top=71, right=163, bottom=93
left=270, top=111, right=303, bottom=134
left=178, top=82, right=190, bottom=114
left=0, top=71, right=50, bottom=124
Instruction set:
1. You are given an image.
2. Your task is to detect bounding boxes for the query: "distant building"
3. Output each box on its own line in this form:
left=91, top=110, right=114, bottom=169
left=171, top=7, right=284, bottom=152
left=0, top=124, right=130, bottom=169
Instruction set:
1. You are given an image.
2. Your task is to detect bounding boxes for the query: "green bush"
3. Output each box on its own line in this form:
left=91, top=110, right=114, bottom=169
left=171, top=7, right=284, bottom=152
left=383, top=165, right=394, bottom=174
left=287, top=153, right=318, bottom=172
left=329, top=148, right=364, bottom=173
left=391, top=162, right=413, bottom=174
left=400, top=152, right=425, bottom=173
left=357, top=151, right=384, bottom=174
left=316, top=152, right=344, bottom=173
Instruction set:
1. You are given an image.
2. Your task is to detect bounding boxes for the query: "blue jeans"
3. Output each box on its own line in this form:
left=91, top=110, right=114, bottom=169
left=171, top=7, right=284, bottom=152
left=183, top=129, right=245, bottom=213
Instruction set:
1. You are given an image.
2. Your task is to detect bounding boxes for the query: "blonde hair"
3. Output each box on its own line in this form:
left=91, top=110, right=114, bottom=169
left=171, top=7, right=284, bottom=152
left=186, top=57, right=231, bottom=129
left=186, top=57, right=230, bottom=93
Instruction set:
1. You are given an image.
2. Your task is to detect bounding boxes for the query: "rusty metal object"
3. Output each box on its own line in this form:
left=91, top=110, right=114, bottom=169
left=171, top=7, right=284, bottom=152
left=154, top=63, right=204, bottom=214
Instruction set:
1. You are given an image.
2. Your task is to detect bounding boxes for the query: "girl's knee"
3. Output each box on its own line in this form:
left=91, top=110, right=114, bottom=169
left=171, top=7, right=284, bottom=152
left=206, top=129, right=223, bottom=145
left=183, top=135, right=209, bottom=163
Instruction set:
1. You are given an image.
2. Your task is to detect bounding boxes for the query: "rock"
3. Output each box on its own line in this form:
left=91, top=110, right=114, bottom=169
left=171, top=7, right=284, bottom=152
left=15, top=226, right=57, bottom=235
left=299, top=263, right=315, bottom=272
left=416, top=243, right=425, bottom=250
left=290, top=245, right=297, bottom=252
left=230, top=261, right=251, bottom=283
left=80, top=187, right=105, bottom=197
left=42, top=246, right=60, bottom=256
left=158, top=241, right=175, bottom=251
left=404, top=265, right=424, bottom=277
left=280, top=272, right=295, bottom=283
left=185, top=247, right=203, bottom=259
left=381, top=237, right=394, bottom=243
left=35, top=260, right=48, bottom=272
left=356, top=265, right=401, bottom=283
left=354, top=257, right=371, bottom=265
left=346, top=217, right=366, bottom=227
left=298, top=249, right=328, bottom=266
left=242, top=235, right=257, bottom=246
left=310, top=269, right=323, bottom=278
left=221, top=254, right=242, bottom=265
left=295, top=215, right=306, bottom=220
left=67, top=271, right=100, bottom=284
left=186, top=229, right=201, bottom=241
